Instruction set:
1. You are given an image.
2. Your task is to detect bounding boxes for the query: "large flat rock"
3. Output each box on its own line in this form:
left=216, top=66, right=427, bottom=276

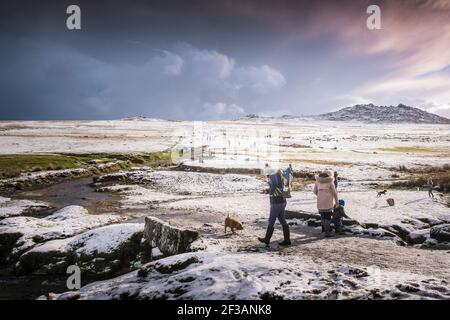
left=18, top=223, right=144, bottom=277
left=0, top=205, right=124, bottom=262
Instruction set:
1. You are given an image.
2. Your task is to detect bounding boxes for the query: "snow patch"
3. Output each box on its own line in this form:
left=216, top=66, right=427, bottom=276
left=53, top=251, right=450, bottom=300
left=0, top=205, right=124, bottom=253
left=0, top=196, right=50, bottom=219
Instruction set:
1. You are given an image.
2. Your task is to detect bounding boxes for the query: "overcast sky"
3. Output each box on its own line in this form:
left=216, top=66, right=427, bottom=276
left=1, top=0, right=449, bottom=120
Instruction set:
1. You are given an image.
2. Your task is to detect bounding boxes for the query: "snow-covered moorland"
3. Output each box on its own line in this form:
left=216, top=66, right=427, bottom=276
left=52, top=251, right=450, bottom=300
left=0, top=118, right=449, bottom=299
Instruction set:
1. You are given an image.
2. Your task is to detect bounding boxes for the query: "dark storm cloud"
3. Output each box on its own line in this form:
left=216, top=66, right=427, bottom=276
left=0, top=0, right=292, bottom=120
left=0, top=0, right=449, bottom=120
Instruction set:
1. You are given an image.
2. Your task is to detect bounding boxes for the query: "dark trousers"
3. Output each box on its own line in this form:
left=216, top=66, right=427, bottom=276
left=268, top=202, right=287, bottom=228
left=319, top=210, right=332, bottom=231
left=319, top=210, right=332, bottom=223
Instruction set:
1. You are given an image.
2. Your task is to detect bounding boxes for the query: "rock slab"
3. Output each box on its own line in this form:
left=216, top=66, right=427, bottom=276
left=144, top=216, right=200, bottom=256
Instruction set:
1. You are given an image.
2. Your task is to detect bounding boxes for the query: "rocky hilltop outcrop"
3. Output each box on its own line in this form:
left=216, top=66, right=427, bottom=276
left=313, top=104, right=450, bottom=124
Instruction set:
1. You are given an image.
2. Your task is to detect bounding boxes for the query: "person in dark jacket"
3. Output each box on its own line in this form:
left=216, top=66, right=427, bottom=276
left=258, top=169, right=291, bottom=246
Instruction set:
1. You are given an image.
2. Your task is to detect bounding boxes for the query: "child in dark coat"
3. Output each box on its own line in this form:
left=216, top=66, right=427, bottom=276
left=332, top=199, right=349, bottom=234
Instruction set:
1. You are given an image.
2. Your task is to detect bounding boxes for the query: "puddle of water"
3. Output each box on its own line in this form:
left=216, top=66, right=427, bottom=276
left=16, top=177, right=121, bottom=215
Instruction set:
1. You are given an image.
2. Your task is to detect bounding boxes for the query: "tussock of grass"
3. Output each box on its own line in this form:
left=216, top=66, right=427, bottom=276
left=0, top=155, right=80, bottom=179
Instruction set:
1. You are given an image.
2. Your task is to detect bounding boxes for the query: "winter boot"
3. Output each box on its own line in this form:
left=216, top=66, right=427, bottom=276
left=258, top=226, right=274, bottom=245
left=279, top=225, right=291, bottom=246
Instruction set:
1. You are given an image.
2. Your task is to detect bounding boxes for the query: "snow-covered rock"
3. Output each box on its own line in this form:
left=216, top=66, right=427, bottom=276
left=430, top=224, right=450, bottom=243
left=18, top=223, right=144, bottom=276
left=408, top=229, right=430, bottom=245
left=51, top=252, right=450, bottom=300
left=0, top=196, right=51, bottom=219
left=313, top=104, right=450, bottom=124
left=144, top=216, right=200, bottom=256
left=0, top=205, right=125, bottom=261
left=45, top=205, right=89, bottom=221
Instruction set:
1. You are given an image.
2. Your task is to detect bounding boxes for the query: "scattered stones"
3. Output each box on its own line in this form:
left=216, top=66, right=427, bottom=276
left=416, top=217, right=443, bottom=227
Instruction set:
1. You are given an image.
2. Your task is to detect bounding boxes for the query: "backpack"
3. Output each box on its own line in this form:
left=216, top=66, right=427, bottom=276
left=270, top=170, right=292, bottom=199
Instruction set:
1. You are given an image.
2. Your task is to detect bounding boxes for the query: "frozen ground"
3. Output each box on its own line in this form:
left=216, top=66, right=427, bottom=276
left=96, top=170, right=450, bottom=233
left=0, top=120, right=185, bottom=154
left=97, top=169, right=266, bottom=195
left=1, top=119, right=450, bottom=299
left=52, top=251, right=450, bottom=300
left=1, top=119, right=449, bottom=169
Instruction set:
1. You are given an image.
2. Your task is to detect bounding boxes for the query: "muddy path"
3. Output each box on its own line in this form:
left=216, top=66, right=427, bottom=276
left=147, top=208, right=450, bottom=283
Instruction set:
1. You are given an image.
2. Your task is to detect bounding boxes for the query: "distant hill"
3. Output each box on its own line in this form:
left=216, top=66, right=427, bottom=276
left=121, top=116, right=165, bottom=121
left=312, top=104, right=450, bottom=124
left=239, top=104, right=450, bottom=124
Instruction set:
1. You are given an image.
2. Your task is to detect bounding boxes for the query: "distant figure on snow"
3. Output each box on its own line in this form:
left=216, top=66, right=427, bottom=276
left=427, top=177, right=434, bottom=198
left=284, top=164, right=294, bottom=190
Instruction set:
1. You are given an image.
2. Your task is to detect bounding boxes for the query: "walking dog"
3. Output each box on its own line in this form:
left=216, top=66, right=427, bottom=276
left=377, top=190, right=387, bottom=197
left=224, top=214, right=243, bottom=234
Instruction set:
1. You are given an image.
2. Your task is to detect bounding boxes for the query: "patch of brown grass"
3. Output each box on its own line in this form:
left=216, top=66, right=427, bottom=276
left=294, top=159, right=353, bottom=166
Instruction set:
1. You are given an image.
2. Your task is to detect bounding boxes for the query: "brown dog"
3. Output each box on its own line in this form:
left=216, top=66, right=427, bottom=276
left=224, top=214, right=243, bottom=234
